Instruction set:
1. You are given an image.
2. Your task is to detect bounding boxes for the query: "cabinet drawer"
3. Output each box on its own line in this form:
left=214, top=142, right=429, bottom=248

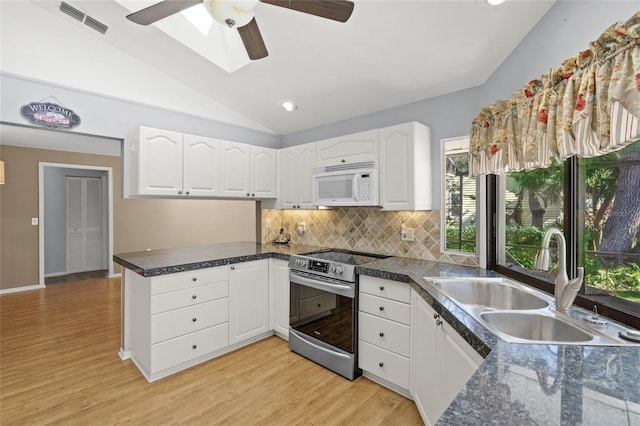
left=359, top=340, right=410, bottom=390
left=152, top=298, right=228, bottom=343
left=151, top=281, right=228, bottom=314
left=360, top=276, right=410, bottom=303
left=359, top=312, right=410, bottom=357
left=151, top=322, right=228, bottom=373
left=299, top=293, right=337, bottom=320
left=359, top=293, right=411, bottom=325
left=151, top=266, right=228, bottom=295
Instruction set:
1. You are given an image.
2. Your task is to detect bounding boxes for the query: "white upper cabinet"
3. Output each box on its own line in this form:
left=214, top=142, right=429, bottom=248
left=279, top=143, right=316, bottom=209
left=250, top=146, right=277, bottom=198
left=379, top=122, right=432, bottom=211
left=220, top=141, right=277, bottom=199
left=316, top=129, right=379, bottom=167
left=183, top=134, right=220, bottom=197
left=129, top=127, right=184, bottom=196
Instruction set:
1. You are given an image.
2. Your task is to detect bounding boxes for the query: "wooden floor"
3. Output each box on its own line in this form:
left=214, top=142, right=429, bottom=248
left=0, top=277, right=423, bottom=425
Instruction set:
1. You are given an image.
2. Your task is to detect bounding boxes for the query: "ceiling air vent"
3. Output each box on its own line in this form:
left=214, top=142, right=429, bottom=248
left=59, top=2, right=109, bottom=35
left=59, top=2, right=84, bottom=22
left=84, top=16, right=108, bottom=35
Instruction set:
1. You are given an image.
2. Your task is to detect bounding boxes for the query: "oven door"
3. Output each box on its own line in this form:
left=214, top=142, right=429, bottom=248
left=289, top=270, right=356, bottom=354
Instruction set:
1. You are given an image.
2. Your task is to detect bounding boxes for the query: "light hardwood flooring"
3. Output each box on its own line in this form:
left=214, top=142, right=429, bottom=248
left=0, top=277, right=423, bottom=425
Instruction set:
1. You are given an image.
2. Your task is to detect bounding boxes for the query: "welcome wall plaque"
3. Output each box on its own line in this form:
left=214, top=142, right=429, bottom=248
left=20, top=101, right=81, bottom=130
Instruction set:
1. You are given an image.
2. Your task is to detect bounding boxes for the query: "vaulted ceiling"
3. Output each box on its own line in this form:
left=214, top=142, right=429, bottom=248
left=7, top=1, right=556, bottom=136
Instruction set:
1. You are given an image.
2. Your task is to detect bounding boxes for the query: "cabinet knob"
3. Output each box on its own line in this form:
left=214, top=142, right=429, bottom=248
left=192, top=344, right=197, bottom=349
left=378, top=362, right=384, bottom=368
left=379, top=332, right=385, bottom=337
left=379, top=286, right=385, bottom=291
left=246, top=193, right=250, bottom=197
left=317, top=304, right=322, bottom=308
left=230, top=266, right=235, bottom=270
left=178, top=191, right=182, bottom=195
left=436, top=319, right=443, bottom=326
left=251, top=193, right=255, bottom=197
left=192, top=317, right=197, bottom=322
left=186, top=191, right=190, bottom=195
left=192, top=295, right=197, bottom=300
left=433, top=313, right=440, bottom=320
left=341, top=159, right=346, bottom=163
left=192, top=277, right=197, bottom=282
left=379, top=306, right=385, bottom=311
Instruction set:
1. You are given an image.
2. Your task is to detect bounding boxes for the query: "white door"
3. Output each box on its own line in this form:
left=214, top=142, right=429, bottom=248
left=280, top=148, right=297, bottom=208
left=183, top=134, right=220, bottom=196
left=67, top=177, right=103, bottom=273
left=138, top=127, right=183, bottom=195
left=228, top=260, right=269, bottom=344
left=297, top=143, right=316, bottom=208
left=220, top=141, right=251, bottom=197
left=250, top=146, right=277, bottom=198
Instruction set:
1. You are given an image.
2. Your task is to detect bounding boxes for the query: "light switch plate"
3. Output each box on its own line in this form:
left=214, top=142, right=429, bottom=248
left=32, top=217, right=39, bottom=225
left=401, top=227, right=415, bottom=242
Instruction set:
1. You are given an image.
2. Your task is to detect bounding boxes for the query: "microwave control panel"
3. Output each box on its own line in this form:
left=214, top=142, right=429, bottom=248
left=358, top=173, right=373, bottom=201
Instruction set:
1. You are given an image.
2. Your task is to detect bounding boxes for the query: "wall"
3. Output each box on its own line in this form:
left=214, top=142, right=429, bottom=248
left=280, top=1, right=639, bottom=209
left=261, top=209, right=478, bottom=267
left=0, top=145, right=256, bottom=290
left=43, top=167, right=107, bottom=276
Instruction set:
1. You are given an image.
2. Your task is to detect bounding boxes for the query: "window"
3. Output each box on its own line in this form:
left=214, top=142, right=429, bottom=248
left=488, top=139, right=640, bottom=328
left=441, top=137, right=477, bottom=255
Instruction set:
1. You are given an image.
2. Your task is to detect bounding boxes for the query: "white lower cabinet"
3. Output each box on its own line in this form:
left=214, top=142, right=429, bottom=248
left=411, top=289, right=483, bottom=426
left=270, top=259, right=290, bottom=339
left=358, top=276, right=412, bottom=395
left=228, top=259, right=270, bottom=345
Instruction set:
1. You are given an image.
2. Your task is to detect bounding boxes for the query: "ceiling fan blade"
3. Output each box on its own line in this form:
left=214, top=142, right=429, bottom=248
left=238, top=18, right=269, bottom=60
left=260, top=0, right=354, bottom=22
left=126, top=0, right=202, bottom=25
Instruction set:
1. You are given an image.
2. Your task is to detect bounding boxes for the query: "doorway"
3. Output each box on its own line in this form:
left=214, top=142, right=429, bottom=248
left=39, top=162, right=114, bottom=286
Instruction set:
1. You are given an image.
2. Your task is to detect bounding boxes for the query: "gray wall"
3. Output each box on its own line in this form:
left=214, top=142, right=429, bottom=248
left=0, top=73, right=282, bottom=149
left=43, top=166, right=106, bottom=275
left=281, top=1, right=639, bottom=208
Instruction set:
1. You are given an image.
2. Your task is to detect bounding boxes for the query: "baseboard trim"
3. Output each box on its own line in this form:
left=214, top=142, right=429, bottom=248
left=0, top=284, right=46, bottom=294
left=45, top=271, right=69, bottom=278
left=109, top=272, right=122, bottom=279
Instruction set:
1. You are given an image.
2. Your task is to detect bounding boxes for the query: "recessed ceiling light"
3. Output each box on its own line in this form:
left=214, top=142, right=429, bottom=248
left=486, top=0, right=506, bottom=5
left=282, top=101, right=297, bottom=112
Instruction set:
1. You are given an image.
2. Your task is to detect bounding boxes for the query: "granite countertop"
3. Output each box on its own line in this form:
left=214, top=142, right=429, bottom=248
left=113, top=242, right=640, bottom=425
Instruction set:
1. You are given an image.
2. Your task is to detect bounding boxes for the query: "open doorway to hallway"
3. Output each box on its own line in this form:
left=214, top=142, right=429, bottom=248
left=39, top=163, right=114, bottom=286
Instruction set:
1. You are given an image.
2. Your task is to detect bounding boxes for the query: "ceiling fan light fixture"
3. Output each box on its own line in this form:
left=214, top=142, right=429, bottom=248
left=282, top=101, right=297, bottom=112
left=486, top=0, right=506, bottom=5
left=204, top=0, right=258, bottom=28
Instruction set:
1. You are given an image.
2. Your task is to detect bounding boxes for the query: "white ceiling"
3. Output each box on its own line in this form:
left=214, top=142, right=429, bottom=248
left=23, top=0, right=556, bottom=136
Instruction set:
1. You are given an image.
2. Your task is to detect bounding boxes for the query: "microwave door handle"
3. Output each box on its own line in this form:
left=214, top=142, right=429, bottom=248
left=352, top=175, right=359, bottom=201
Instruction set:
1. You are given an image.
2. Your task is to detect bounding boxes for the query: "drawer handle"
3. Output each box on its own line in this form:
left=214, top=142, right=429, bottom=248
left=379, top=332, right=384, bottom=337
left=379, top=306, right=385, bottom=311
left=378, top=362, right=384, bottom=368
left=192, top=277, right=197, bottom=282
left=192, top=295, right=197, bottom=300
left=192, top=344, right=197, bottom=350
left=192, top=317, right=197, bottom=322
left=379, top=286, right=385, bottom=291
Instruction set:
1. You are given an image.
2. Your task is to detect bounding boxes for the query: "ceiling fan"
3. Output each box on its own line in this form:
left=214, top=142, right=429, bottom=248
left=126, top=0, right=355, bottom=60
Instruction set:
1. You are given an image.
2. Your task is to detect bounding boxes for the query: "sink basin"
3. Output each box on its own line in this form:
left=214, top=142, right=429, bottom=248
left=480, top=311, right=593, bottom=343
left=431, top=279, right=550, bottom=310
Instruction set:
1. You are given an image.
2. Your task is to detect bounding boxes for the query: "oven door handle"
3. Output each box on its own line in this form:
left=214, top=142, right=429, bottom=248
left=290, top=329, right=352, bottom=360
left=289, top=271, right=355, bottom=298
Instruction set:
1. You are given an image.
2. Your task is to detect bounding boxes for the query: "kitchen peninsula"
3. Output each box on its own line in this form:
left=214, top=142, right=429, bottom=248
left=114, top=242, right=640, bottom=425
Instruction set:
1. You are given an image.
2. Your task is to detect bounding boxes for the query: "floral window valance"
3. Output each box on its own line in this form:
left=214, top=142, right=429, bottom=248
left=469, top=11, right=640, bottom=176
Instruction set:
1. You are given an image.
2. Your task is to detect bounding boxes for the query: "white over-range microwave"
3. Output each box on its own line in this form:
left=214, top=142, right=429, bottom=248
left=312, top=161, right=379, bottom=207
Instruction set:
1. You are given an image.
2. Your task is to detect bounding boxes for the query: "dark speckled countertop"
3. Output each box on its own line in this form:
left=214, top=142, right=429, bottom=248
left=114, top=243, right=640, bottom=425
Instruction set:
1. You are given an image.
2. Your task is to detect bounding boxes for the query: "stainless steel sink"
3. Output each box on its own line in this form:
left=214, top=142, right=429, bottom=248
left=432, top=279, right=549, bottom=310
left=480, top=311, right=593, bottom=343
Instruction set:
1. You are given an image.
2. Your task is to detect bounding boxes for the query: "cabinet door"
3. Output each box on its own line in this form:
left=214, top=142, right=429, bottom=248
left=379, top=122, right=431, bottom=211
left=280, top=148, right=298, bottom=209
left=183, top=134, right=220, bottom=197
left=220, top=140, right=251, bottom=197
left=272, top=259, right=290, bottom=338
left=136, top=127, right=183, bottom=195
left=411, top=291, right=441, bottom=426
left=251, top=146, right=277, bottom=198
left=296, top=143, right=316, bottom=209
left=316, top=129, right=379, bottom=167
left=228, top=260, right=270, bottom=345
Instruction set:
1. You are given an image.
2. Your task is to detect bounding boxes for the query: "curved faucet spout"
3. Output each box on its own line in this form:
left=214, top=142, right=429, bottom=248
left=534, top=228, right=583, bottom=312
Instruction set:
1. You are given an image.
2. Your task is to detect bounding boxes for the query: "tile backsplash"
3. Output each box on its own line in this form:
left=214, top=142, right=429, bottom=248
left=261, top=208, right=479, bottom=267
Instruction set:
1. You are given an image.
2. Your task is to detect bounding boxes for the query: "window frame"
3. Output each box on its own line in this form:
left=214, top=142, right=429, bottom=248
left=485, top=156, right=640, bottom=329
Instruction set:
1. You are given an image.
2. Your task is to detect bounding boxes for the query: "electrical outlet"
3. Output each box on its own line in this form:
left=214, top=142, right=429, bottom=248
left=265, top=218, right=271, bottom=228
left=31, top=217, right=39, bottom=226
left=401, top=227, right=415, bottom=242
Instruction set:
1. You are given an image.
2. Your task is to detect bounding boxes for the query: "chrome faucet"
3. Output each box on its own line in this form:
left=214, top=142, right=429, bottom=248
left=534, top=228, right=584, bottom=312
